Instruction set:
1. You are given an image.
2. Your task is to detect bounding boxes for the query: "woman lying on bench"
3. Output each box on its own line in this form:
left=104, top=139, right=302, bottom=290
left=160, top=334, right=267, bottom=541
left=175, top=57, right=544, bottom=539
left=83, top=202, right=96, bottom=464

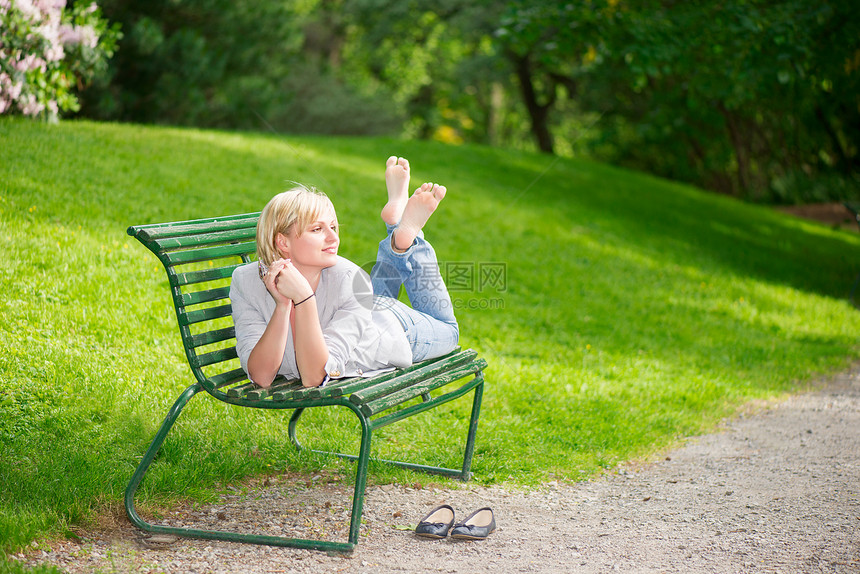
left=230, top=157, right=459, bottom=388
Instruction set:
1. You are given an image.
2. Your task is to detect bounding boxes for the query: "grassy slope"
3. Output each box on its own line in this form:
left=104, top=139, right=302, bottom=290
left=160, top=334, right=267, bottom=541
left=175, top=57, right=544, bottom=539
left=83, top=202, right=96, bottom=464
left=1, top=118, right=858, bottom=551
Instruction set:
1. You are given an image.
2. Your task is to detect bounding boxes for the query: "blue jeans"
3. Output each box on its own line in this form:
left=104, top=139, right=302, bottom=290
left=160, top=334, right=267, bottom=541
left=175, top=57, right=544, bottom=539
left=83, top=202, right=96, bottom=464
left=371, top=225, right=459, bottom=362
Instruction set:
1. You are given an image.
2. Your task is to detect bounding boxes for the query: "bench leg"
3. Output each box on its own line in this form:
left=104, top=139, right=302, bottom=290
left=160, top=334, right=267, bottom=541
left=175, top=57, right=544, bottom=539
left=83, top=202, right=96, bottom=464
left=460, top=375, right=485, bottom=480
left=125, top=383, right=203, bottom=533
left=288, top=404, right=373, bottom=546
left=284, top=373, right=485, bottom=544
left=348, top=410, right=373, bottom=545
left=125, top=384, right=355, bottom=552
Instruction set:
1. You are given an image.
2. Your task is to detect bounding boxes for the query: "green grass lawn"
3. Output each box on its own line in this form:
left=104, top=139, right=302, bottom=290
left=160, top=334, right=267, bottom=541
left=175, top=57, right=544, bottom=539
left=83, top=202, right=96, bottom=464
left=1, top=118, right=858, bottom=556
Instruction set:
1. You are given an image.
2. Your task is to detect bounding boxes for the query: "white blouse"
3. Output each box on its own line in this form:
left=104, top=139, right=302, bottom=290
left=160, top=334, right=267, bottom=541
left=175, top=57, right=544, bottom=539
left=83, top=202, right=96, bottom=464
left=230, top=256, right=412, bottom=383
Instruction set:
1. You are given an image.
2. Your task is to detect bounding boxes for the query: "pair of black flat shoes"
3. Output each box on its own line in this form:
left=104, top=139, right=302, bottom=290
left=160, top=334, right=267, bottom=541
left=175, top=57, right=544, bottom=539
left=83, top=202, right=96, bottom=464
left=415, top=505, right=496, bottom=540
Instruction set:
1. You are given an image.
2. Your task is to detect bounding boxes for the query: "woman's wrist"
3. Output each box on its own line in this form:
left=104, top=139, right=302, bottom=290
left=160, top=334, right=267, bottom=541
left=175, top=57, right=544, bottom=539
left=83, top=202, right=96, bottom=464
left=273, top=299, right=293, bottom=314
left=293, top=292, right=315, bottom=307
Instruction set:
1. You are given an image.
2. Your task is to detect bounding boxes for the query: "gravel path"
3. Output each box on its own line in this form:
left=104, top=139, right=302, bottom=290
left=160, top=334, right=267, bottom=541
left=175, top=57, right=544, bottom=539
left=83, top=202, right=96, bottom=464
left=16, top=366, right=860, bottom=573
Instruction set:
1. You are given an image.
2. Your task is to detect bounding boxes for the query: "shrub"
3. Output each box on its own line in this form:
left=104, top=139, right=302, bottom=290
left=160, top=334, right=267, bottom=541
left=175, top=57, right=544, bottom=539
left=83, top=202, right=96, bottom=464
left=0, top=0, right=119, bottom=120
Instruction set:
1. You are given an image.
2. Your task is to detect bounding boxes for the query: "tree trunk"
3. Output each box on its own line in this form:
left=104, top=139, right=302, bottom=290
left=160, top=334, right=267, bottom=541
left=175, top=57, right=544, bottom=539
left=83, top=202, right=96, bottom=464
left=512, top=53, right=555, bottom=154
left=487, top=82, right=505, bottom=146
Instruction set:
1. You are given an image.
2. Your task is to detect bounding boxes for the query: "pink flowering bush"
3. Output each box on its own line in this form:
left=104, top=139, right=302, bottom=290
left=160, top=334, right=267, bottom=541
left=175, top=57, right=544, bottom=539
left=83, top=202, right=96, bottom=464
left=0, top=0, right=119, bottom=119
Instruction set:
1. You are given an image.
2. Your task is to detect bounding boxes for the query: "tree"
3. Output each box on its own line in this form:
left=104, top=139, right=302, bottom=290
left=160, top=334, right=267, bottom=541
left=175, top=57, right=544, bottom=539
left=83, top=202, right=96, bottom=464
left=493, top=0, right=617, bottom=154
left=492, top=0, right=860, bottom=201
left=333, top=0, right=508, bottom=143
left=607, top=0, right=860, bottom=200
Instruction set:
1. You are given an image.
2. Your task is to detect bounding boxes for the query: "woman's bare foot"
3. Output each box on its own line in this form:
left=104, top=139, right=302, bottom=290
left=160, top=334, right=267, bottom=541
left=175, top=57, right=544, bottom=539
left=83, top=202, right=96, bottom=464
left=393, top=182, right=446, bottom=251
left=381, top=156, right=410, bottom=225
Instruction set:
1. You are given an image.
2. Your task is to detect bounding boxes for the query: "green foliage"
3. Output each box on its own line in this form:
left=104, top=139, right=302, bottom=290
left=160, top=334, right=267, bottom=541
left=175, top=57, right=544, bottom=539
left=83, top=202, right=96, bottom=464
left=490, top=0, right=860, bottom=202
left=0, top=557, right=63, bottom=574
left=82, top=0, right=402, bottom=134
left=600, top=0, right=860, bottom=202
left=1, top=119, right=858, bottom=556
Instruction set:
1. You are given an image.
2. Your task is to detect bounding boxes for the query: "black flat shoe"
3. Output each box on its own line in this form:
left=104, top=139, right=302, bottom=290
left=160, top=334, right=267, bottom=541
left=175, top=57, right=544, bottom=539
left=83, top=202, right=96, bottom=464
left=450, top=507, right=496, bottom=540
left=415, top=504, right=455, bottom=539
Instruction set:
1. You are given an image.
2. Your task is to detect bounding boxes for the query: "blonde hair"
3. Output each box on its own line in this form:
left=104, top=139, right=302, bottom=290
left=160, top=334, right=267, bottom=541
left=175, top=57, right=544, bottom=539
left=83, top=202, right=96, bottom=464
left=256, top=184, right=336, bottom=267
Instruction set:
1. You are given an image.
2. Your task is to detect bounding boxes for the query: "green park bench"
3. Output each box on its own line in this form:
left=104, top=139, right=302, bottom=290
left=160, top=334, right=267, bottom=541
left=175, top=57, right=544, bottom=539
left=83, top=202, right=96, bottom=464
left=124, top=212, right=487, bottom=553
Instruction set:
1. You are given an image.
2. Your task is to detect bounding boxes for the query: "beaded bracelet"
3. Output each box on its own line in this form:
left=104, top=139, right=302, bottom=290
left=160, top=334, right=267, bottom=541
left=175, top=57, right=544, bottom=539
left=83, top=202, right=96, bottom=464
left=294, top=293, right=315, bottom=306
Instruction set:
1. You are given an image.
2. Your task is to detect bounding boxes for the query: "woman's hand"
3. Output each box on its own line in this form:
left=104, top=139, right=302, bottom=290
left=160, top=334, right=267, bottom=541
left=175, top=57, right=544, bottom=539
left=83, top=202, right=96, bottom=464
left=264, top=258, right=313, bottom=305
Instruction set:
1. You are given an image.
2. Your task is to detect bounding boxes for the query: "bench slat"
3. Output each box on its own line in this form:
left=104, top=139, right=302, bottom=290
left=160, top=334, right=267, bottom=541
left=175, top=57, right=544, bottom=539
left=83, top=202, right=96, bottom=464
left=208, top=368, right=249, bottom=389
left=246, top=378, right=303, bottom=400
left=193, top=346, right=238, bottom=368
left=271, top=382, right=316, bottom=401
left=226, top=381, right=257, bottom=398
left=348, top=350, right=477, bottom=406
left=361, top=359, right=486, bottom=416
left=272, top=382, right=327, bottom=402
left=308, top=349, right=467, bottom=399
left=305, top=376, right=361, bottom=399
left=370, top=371, right=484, bottom=430
left=152, top=228, right=257, bottom=250
left=129, top=213, right=259, bottom=241
left=227, top=376, right=303, bottom=399
left=172, top=265, right=242, bottom=287
left=163, top=242, right=256, bottom=265
left=180, top=286, right=231, bottom=307
left=178, top=303, right=233, bottom=326
left=189, top=326, right=235, bottom=349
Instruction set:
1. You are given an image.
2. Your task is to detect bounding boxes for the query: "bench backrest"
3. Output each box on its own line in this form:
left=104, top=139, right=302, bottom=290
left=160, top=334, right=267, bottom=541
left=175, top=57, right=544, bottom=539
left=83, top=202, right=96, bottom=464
left=128, top=213, right=261, bottom=398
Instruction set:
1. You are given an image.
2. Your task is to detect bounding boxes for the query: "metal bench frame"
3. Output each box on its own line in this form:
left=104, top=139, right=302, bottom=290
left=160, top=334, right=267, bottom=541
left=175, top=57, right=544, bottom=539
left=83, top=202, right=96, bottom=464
left=124, top=213, right=486, bottom=553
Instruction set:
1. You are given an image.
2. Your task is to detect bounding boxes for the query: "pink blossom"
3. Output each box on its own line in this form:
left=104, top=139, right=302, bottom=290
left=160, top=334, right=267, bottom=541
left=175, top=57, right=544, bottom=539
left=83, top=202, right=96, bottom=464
left=45, top=44, right=65, bottom=61
left=20, top=93, right=45, bottom=116
left=58, top=23, right=98, bottom=49
left=38, top=24, right=65, bottom=61
left=0, top=72, right=22, bottom=100
left=78, top=25, right=97, bottom=48
left=12, top=0, right=42, bottom=21
left=57, top=23, right=80, bottom=45
left=0, top=72, right=24, bottom=100
left=0, top=71, right=16, bottom=112
left=34, top=0, right=66, bottom=14
left=13, top=53, right=46, bottom=72
left=2, top=0, right=110, bottom=118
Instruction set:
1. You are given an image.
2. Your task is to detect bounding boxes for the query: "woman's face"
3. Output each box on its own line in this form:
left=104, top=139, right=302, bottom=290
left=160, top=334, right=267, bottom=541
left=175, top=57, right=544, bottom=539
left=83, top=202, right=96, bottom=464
left=280, top=207, right=339, bottom=270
